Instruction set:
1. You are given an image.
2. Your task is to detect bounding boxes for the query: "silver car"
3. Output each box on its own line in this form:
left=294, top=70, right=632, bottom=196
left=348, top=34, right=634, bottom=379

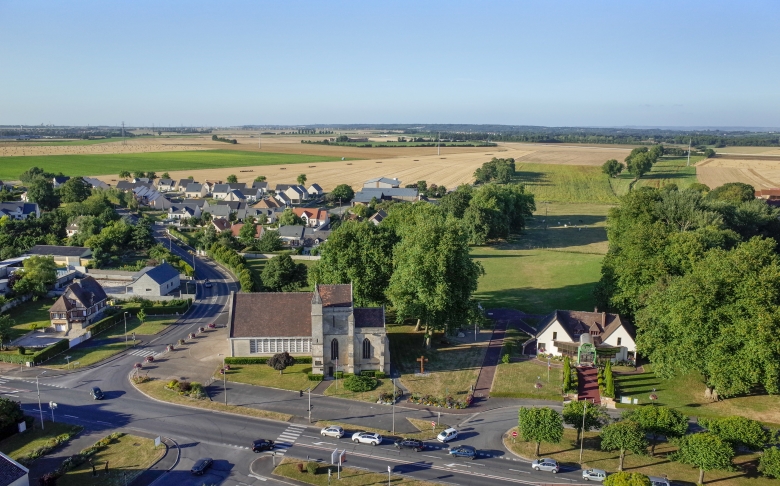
left=531, top=458, right=560, bottom=473
left=351, top=431, right=382, bottom=446
left=582, top=468, right=608, bottom=481
left=320, top=426, right=345, bottom=438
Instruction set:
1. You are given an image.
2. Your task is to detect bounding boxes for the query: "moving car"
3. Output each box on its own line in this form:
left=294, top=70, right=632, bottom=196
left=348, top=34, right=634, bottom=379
left=90, top=387, right=104, bottom=400
left=582, top=469, right=608, bottom=481
left=204, top=279, right=212, bottom=288
left=351, top=431, right=382, bottom=446
left=321, top=426, right=345, bottom=438
left=394, top=438, right=424, bottom=452
left=252, top=439, right=275, bottom=452
left=191, top=458, right=213, bottom=476
left=437, top=428, right=458, bottom=443
left=448, top=445, right=477, bottom=460
left=649, top=477, right=671, bottom=486
left=531, top=458, right=560, bottom=473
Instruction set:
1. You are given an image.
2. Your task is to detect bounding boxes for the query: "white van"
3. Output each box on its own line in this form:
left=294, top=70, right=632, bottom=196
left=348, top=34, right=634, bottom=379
left=437, top=428, right=458, bottom=443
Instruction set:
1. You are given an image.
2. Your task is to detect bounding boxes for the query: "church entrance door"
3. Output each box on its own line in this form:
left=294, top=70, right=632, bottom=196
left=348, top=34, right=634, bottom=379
left=328, top=366, right=333, bottom=377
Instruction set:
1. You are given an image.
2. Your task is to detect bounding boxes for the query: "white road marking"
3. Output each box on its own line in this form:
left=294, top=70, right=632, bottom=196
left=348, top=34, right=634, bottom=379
left=421, top=454, right=439, bottom=459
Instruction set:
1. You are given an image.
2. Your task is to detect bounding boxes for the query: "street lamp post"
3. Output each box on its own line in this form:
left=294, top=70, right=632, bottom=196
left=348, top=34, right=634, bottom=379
left=308, top=387, right=312, bottom=423
left=36, top=371, right=47, bottom=430
left=123, top=312, right=129, bottom=349
left=391, top=379, right=396, bottom=435
left=49, top=402, right=57, bottom=423
left=218, top=354, right=227, bottom=406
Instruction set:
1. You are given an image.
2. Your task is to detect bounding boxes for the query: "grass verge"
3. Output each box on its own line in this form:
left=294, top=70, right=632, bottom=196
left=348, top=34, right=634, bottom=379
left=492, top=358, right=563, bottom=401
left=0, top=422, right=82, bottom=462
left=223, top=363, right=313, bottom=391
left=133, top=378, right=293, bottom=422
left=2, top=297, right=59, bottom=341
left=322, top=377, right=395, bottom=403
left=273, top=457, right=440, bottom=486
left=56, top=434, right=164, bottom=486
left=505, top=427, right=770, bottom=486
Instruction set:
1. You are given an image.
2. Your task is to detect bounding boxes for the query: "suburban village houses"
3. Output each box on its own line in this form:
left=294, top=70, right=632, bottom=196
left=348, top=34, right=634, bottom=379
left=228, top=284, right=390, bottom=376
left=49, top=276, right=108, bottom=333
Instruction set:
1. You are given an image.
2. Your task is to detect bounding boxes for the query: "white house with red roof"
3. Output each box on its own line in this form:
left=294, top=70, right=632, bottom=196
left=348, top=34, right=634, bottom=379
left=292, top=207, right=329, bottom=228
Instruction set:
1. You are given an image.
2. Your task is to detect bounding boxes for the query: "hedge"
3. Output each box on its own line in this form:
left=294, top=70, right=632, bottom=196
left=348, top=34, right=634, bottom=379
left=307, top=373, right=324, bottom=381
left=225, top=356, right=313, bottom=365
left=87, top=302, right=190, bottom=336
left=360, top=370, right=386, bottom=379
left=0, top=339, right=69, bottom=365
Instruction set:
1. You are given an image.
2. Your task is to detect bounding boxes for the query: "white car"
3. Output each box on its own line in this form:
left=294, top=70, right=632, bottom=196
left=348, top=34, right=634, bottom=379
left=351, top=432, right=382, bottom=446
left=437, top=428, right=459, bottom=443
left=321, top=426, right=345, bottom=438
left=582, top=469, right=608, bottom=482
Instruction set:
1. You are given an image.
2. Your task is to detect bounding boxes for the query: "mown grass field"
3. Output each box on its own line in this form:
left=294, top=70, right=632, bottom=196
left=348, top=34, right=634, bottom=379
left=515, top=163, right=619, bottom=203
left=492, top=357, right=563, bottom=401
left=0, top=150, right=348, bottom=180
left=609, top=156, right=703, bottom=196
left=1, top=297, right=58, bottom=341
left=223, top=362, right=313, bottom=391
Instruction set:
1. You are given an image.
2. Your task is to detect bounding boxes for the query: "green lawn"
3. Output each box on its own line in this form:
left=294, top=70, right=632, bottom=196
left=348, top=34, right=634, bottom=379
left=609, top=156, right=703, bottom=196
left=515, top=163, right=619, bottom=204
left=492, top=358, right=563, bottom=400
left=615, top=365, right=780, bottom=426
left=223, top=362, right=314, bottom=391
left=507, top=427, right=770, bottom=486
left=472, top=247, right=603, bottom=315
left=323, top=377, right=396, bottom=403
left=389, top=325, right=486, bottom=398
left=56, top=434, right=164, bottom=486
left=0, top=150, right=349, bottom=180
left=0, top=422, right=82, bottom=462
left=2, top=297, right=59, bottom=341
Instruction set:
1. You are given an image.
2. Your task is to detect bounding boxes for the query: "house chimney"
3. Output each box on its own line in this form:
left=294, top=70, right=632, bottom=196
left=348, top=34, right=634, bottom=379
left=601, top=312, right=606, bottom=328
left=594, top=306, right=598, bottom=313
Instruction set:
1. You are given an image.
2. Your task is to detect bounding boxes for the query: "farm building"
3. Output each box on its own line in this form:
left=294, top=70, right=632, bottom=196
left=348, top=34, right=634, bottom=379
left=25, top=245, right=92, bottom=266
left=364, top=177, right=401, bottom=188
left=126, top=262, right=180, bottom=297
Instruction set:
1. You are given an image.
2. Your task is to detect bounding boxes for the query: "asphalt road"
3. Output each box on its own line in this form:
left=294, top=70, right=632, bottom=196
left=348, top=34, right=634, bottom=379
left=0, top=220, right=590, bottom=486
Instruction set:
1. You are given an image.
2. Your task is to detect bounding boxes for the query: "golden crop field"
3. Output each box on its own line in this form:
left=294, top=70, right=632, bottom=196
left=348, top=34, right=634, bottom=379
left=696, top=157, right=780, bottom=189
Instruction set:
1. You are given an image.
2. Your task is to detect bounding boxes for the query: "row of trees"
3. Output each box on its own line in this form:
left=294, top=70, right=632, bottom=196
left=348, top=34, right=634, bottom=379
left=473, top=157, right=516, bottom=184
left=518, top=405, right=779, bottom=483
left=595, top=183, right=780, bottom=397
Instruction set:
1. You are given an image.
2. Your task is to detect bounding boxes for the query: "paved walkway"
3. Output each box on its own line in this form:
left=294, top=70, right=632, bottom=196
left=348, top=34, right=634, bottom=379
left=472, top=319, right=508, bottom=405
left=577, top=366, right=600, bottom=404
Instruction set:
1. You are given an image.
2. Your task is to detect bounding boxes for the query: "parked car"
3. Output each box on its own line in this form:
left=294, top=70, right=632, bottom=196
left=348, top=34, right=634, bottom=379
left=582, top=469, right=608, bottom=481
left=351, top=432, right=382, bottom=446
left=321, top=426, right=345, bottom=438
left=648, top=477, right=671, bottom=486
left=191, top=458, right=213, bottom=476
left=394, top=438, right=424, bottom=452
left=437, top=428, right=458, bottom=443
left=90, top=387, right=104, bottom=400
left=204, top=279, right=212, bottom=288
left=531, top=458, right=560, bottom=473
left=448, top=445, right=477, bottom=460
left=252, top=439, right=275, bottom=452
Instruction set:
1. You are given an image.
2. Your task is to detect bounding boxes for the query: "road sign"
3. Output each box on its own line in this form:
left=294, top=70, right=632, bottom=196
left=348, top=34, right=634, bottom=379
left=331, top=448, right=339, bottom=465
left=512, top=431, right=517, bottom=437
left=154, top=436, right=161, bottom=447
left=340, top=450, right=346, bottom=464
left=431, top=421, right=436, bottom=428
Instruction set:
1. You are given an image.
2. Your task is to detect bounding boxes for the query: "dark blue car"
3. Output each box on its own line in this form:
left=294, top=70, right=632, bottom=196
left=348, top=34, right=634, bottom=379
left=448, top=445, right=476, bottom=460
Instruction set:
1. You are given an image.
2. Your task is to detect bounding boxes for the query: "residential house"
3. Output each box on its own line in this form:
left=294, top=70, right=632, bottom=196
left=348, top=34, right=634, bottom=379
left=224, top=189, right=247, bottom=202
left=25, top=245, right=92, bottom=266
left=212, top=218, right=232, bottom=233
left=49, top=276, right=108, bottom=333
left=126, top=262, right=180, bottom=297
left=364, top=177, right=401, bottom=189
left=148, top=192, right=173, bottom=210
left=307, top=183, right=324, bottom=197
left=275, top=192, right=292, bottom=207
left=52, top=175, right=70, bottom=188
left=284, top=185, right=308, bottom=204
left=0, top=451, right=30, bottom=486
left=215, top=201, right=248, bottom=221
left=157, top=179, right=177, bottom=192
left=277, top=225, right=306, bottom=247
left=228, top=183, right=247, bottom=192
left=230, top=223, right=264, bottom=239
left=132, top=177, right=150, bottom=184
left=292, top=207, right=330, bottom=228
left=168, top=204, right=202, bottom=220
left=66, top=223, right=80, bottom=237
left=0, top=202, right=40, bottom=220
left=368, top=210, right=387, bottom=226
left=227, top=284, right=390, bottom=376
left=211, top=184, right=232, bottom=200
left=352, top=187, right=418, bottom=205
left=251, top=181, right=269, bottom=195
left=177, top=179, right=192, bottom=192
left=530, top=310, right=636, bottom=364
left=82, top=177, right=110, bottom=190
left=304, top=228, right=330, bottom=249
left=184, top=183, right=208, bottom=199
left=253, top=197, right=282, bottom=210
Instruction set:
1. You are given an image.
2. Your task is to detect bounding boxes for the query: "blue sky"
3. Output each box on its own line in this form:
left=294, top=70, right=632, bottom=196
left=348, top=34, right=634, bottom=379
left=1, top=1, right=778, bottom=127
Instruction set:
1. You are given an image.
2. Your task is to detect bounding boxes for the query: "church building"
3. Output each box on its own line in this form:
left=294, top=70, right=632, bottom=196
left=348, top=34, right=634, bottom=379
left=227, top=284, right=390, bottom=376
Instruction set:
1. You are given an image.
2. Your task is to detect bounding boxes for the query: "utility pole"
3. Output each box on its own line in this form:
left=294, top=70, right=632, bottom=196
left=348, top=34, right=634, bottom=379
left=437, top=132, right=440, bottom=156
left=308, top=387, right=312, bottom=423
left=686, top=139, right=692, bottom=166
left=36, top=371, right=47, bottom=430
left=124, top=312, right=129, bottom=349
left=391, top=379, right=395, bottom=434
left=579, top=401, right=587, bottom=464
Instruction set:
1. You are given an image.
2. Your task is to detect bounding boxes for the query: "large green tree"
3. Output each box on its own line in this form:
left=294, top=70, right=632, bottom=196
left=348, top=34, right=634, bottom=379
left=707, top=182, right=755, bottom=204
left=238, top=222, right=258, bottom=247
left=385, top=203, right=484, bottom=334
left=562, top=400, right=607, bottom=445
left=279, top=209, right=304, bottom=226
left=59, top=177, right=92, bottom=203
left=699, top=416, right=771, bottom=451
left=637, top=237, right=780, bottom=396
left=461, top=183, right=535, bottom=245
left=261, top=254, right=307, bottom=292
left=600, top=420, right=648, bottom=471
left=672, top=433, right=734, bottom=485
left=308, top=221, right=397, bottom=306
left=256, top=229, right=282, bottom=252
left=603, top=472, right=651, bottom=486
left=622, top=406, right=688, bottom=456
left=12, top=256, right=57, bottom=298
left=27, top=177, right=60, bottom=211
left=439, top=184, right=473, bottom=218
left=0, top=315, right=15, bottom=350
left=517, top=407, right=563, bottom=457
left=328, top=184, right=355, bottom=203
left=624, top=147, right=657, bottom=181
left=602, top=159, right=624, bottom=178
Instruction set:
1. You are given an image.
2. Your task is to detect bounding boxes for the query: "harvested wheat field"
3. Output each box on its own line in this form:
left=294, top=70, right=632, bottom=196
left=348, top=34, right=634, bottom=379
left=92, top=145, right=536, bottom=191
left=713, top=146, right=780, bottom=156
left=696, top=157, right=780, bottom=189
left=0, top=136, right=217, bottom=157
left=503, top=142, right=633, bottom=166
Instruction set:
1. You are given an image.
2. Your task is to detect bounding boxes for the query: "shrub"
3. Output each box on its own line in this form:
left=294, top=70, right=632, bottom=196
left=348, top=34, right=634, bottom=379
left=343, top=375, right=377, bottom=393
left=306, top=461, right=319, bottom=474
left=307, top=373, right=324, bottom=381
left=165, top=379, right=179, bottom=390
left=334, top=371, right=344, bottom=379
left=189, top=382, right=205, bottom=399
left=759, top=446, right=780, bottom=479
left=297, top=462, right=304, bottom=473
left=177, top=381, right=192, bottom=393
left=17, top=346, right=24, bottom=355
left=501, top=353, right=510, bottom=364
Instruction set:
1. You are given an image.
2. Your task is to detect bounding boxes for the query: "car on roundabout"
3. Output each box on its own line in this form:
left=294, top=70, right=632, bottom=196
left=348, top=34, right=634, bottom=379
left=252, top=439, right=275, bottom=452
left=191, top=458, right=213, bottom=476
left=321, top=426, right=345, bottom=438
left=531, top=458, right=560, bottom=473
left=394, top=438, right=424, bottom=452
left=351, top=431, right=382, bottom=446
left=582, top=468, right=608, bottom=481
left=448, top=445, right=477, bottom=460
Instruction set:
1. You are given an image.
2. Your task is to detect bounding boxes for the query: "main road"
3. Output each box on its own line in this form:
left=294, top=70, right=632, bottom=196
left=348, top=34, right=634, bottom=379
left=1, top=222, right=586, bottom=486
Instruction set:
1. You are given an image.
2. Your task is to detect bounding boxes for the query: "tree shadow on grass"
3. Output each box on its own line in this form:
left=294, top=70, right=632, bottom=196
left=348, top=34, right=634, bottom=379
left=474, top=283, right=599, bottom=317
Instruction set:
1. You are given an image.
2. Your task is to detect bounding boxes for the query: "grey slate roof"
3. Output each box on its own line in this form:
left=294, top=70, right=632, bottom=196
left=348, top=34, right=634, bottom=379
left=212, top=184, right=230, bottom=194
left=228, top=183, right=246, bottom=191
left=0, top=452, right=28, bottom=486
left=140, top=262, right=179, bottom=284
left=354, top=308, right=385, bottom=328
left=0, top=202, right=39, bottom=216
left=185, top=183, right=204, bottom=192
left=277, top=225, right=305, bottom=238
left=26, top=245, right=91, bottom=257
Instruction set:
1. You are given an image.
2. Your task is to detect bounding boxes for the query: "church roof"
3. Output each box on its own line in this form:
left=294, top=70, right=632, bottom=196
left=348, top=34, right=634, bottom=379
left=230, top=292, right=313, bottom=338
left=319, top=284, right=351, bottom=307
left=354, top=308, right=384, bottom=328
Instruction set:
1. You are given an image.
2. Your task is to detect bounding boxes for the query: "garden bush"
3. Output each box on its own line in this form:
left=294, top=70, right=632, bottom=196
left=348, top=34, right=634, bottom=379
left=307, top=373, right=324, bottom=381
left=177, top=381, right=192, bottom=393
left=306, top=461, right=319, bottom=474
left=296, top=462, right=304, bottom=473
left=343, top=375, right=377, bottom=392
left=165, top=379, right=179, bottom=390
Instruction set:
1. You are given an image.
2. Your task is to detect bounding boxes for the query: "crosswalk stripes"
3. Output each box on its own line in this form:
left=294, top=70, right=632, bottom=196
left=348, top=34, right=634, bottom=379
left=271, top=424, right=306, bottom=456
left=128, top=349, right=160, bottom=358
